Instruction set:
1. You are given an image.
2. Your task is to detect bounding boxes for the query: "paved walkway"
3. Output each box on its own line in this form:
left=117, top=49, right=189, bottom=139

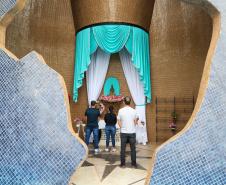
left=72, top=142, right=163, bottom=185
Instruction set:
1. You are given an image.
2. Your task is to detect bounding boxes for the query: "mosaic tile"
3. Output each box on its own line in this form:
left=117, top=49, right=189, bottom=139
left=0, top=0, right=18, bottom=20
left=0, top=49, right=87, bottom=183
left=149, top=0, right=226, bottom=184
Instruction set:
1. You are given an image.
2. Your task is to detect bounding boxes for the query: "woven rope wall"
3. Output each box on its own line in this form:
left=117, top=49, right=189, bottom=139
left=70, top=0, right=155, bottom=32
left=147, top=0, right=212, bottom=141
left=5, top=0, right=212, bottom=141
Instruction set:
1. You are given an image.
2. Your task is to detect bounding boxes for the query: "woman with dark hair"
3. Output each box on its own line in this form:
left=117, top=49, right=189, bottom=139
left=104, top=106, right=117, bottom=152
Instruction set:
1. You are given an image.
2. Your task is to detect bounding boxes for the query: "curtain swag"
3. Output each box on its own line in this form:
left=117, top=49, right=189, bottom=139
left=73, top=25, right=151, bottom=103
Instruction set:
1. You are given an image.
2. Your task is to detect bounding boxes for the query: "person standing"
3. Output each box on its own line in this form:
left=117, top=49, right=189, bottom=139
left=85, top=101, right=102, bottom=153
left=118, top=96, right=137, bottom=169
left=104, top=106, right=117, bottom=152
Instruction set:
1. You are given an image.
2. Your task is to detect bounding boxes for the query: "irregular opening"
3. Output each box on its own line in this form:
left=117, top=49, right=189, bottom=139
left=4, top=0, right=217, bottom=184
left=5, top=0, right=213, bottom=143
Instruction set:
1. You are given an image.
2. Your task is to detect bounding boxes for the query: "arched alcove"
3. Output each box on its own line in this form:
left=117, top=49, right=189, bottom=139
left=2, top=0, right=224, bottom=184
left=5, top=0, right=212, bottom=142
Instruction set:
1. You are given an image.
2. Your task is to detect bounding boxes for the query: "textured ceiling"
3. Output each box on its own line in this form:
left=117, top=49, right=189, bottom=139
left=70, top=0, right=155, bottom=33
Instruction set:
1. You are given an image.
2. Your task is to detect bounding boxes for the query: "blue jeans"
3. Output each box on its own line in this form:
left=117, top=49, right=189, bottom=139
left=105, top=126, right=116, bottom=147
left=85, top=127, right=99, bottom=149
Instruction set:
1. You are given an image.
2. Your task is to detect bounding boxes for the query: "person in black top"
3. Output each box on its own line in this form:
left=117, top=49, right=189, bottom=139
left=104, top=106, right=117, bottom=152
left=85, top=101, right=102, bottom=153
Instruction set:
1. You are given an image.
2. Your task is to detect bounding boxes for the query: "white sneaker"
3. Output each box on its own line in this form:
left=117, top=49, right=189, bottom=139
left=105, top=148, right=109, bottom=152
left=95, top=148, right=102, bottom=153
left=112, top=149, right=116, bottom=152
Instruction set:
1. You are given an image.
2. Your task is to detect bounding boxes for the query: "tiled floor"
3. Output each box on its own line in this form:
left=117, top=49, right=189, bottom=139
left=72, top=142, right=163, bottom=185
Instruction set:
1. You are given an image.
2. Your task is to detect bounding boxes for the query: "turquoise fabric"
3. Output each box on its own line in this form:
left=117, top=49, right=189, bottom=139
left=73, top=25, right=151, bottom=103
left=92, top=25, right=130, bottom=53
left=90, top=28, right=98, bottom=54
left=73, top=28, right=90, bottom=102
left=125, top=27, right=133, bottom=54
left=104, top=77, right=120, bottom=96
left=132, top=27, right=151, bottom=102
left=136, top=103, right=148, bottom=106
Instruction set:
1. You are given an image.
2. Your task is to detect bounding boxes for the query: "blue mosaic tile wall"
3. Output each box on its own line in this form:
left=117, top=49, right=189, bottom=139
left=0, top=50, right=87, bottom=184
left=0, top=0, right=18, bottom=20
left=0, top=1, right=87, bottom=184
left=149, top=0, right=226, bottom=184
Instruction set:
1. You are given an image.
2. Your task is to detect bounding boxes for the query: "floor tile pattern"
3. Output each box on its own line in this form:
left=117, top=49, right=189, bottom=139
left=0, top=50, right=87, bottom=184
left=149, top=1, right=226, bottom=184
left=72, top=142, right=161, bottom=185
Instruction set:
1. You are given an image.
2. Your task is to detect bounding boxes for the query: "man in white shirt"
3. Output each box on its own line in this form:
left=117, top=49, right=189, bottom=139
left=118, top=96, right=137, bottom=169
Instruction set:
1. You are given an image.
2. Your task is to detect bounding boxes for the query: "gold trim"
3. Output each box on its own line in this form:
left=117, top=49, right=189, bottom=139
left=145, top=1, right=221, bottom=184
left=0, top=45, right=19, bottom=60
left=0, top=0, right=28, bottom=48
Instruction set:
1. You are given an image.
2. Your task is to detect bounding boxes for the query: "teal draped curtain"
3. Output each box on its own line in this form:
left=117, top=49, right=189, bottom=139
left=133, top=27, right=151, bottom=102
left=73, top=28, right=90, bottom=102
left=73, top=25, right=151, bottom=103
left=92, top=25, right=130, bottom=53
left=90, top=29, right=98, bottom=54
left=125, top=27, right=133, bottom=54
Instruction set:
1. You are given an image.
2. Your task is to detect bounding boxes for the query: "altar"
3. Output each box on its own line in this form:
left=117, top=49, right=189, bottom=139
left=98, top=120, right=121, bottom=146
left=73, top=25, right=150, bottom=145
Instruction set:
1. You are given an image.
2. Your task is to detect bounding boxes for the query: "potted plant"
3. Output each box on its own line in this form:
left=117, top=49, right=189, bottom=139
left=74, top=118, right=80, bottom=127
left=171, top=111, right=179, bottom=123
left=170, top=123, right=176, bottom=131
left=81, top=119, right=86, bottom=127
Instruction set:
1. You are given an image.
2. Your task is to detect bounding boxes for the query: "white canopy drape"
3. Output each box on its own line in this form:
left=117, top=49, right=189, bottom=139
left=86, top=47, right=148, bottom=144
left=86, top=47, right=111, bottom=142
left=86, top=47, right=111, bottom=105
left=119, top=47, right=148, bottom=144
